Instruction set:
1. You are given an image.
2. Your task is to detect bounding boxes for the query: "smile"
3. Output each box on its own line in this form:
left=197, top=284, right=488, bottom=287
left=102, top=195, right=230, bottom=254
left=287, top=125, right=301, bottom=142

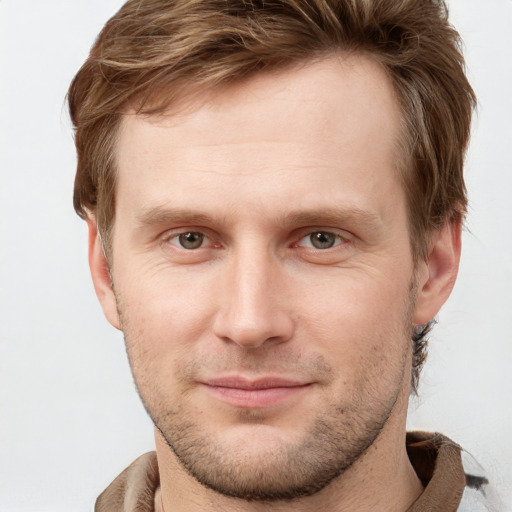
left=200, top=377, right=313, bottom=408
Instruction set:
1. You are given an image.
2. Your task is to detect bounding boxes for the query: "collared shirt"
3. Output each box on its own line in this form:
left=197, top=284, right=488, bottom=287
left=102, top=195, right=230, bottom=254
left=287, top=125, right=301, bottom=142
left=95, top=432, right=495, bottom=511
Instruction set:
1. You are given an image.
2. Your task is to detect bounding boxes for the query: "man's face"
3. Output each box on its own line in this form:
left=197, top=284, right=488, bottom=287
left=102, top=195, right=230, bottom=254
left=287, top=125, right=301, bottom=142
left=103, top=55, right=422, bottom=499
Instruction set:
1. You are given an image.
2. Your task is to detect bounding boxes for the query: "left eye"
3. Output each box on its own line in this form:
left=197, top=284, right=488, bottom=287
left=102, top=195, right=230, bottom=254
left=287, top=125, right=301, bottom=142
left=171, top=232, right=207, bottom=250
left=298, top=231, right=343, bottom=249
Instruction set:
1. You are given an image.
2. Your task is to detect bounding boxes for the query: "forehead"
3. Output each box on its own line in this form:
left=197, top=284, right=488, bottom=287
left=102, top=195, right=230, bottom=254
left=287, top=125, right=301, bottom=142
left=121, top=54, right=399, bottom=148
left=115, top=54, right=403, bottom=223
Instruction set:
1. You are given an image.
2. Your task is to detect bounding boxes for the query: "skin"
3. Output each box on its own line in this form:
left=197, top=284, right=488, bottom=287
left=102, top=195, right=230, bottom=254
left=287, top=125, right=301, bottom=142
left=88, top=54, right=461, bottom=511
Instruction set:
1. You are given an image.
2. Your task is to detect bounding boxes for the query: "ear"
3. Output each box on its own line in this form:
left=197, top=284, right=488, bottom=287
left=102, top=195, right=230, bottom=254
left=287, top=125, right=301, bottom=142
left=413, top=219, right=462, bottom=326
left=87, top=216, right=121, bottom=330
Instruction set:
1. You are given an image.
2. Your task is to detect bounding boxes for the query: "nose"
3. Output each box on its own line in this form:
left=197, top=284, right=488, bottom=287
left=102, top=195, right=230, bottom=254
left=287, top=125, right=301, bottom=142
left=212, top=247, right=295, bottom=349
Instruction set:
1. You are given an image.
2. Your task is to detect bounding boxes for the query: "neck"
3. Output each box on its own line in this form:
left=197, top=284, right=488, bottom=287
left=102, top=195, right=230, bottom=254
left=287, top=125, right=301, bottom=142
left=154, top=387, right=422, bottom=512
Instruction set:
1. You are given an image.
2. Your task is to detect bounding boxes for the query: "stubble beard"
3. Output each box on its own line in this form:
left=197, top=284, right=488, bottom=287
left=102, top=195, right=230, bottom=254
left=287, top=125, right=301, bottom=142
left=152, top=387, right=401, bottom=502
left=117, top=292, right=415, bottom=503
left=122, top=344, right=410, bottom=503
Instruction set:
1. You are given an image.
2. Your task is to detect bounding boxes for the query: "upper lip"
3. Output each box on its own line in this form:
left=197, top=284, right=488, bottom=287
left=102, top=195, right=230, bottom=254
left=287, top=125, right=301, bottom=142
left=202, top=376, right=310, bottom=390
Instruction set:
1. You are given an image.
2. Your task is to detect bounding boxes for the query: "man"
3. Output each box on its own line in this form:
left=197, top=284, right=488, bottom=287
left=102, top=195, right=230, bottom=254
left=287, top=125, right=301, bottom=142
left=68, top=0, right=492, bottom=510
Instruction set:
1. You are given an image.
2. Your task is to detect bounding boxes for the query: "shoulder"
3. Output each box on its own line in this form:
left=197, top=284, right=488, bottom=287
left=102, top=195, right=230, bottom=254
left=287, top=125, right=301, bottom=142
left=458, top=450, right=506, bottom=512
left=95, top=452, right=159, bottom=512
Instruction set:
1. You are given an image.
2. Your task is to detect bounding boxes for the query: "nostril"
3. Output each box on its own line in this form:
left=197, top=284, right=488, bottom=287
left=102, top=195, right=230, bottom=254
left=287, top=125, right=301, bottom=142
left=213, top=313, right=295, bottom=349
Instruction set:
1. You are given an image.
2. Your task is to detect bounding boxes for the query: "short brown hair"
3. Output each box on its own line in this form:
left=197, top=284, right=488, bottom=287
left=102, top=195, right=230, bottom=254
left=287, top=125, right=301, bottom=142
left=68, top=0, right=476, bottom=389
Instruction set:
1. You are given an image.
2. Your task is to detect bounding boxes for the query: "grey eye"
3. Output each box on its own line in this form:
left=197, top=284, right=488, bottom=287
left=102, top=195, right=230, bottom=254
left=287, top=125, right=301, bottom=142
left=178, top=232, right=205, bottom=249
left=309, top=232, right=337, bottom=249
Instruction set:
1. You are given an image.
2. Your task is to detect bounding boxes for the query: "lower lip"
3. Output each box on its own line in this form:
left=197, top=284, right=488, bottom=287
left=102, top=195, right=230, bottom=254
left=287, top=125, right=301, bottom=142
left=203, top=384, right=311, bottom=408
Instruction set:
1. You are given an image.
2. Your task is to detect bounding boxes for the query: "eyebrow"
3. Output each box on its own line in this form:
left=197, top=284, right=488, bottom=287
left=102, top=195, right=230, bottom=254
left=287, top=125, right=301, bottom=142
left=135, top=205, right=383, bottom=231
left=282, top=208, right=383, bottom=230
left=136, top=207, right=216, bottom=228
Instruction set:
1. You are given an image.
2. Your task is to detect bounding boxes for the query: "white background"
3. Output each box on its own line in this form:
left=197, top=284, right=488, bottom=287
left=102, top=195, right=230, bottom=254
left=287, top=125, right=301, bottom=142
left=1, top=1, right=511, bottom=510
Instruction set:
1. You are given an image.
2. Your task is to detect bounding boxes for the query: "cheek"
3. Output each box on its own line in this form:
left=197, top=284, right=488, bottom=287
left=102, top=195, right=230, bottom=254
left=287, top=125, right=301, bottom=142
left=115, top=266, right=218, bottom=366
left=296, top=270, right=414, bottom=372
left=301, top=267, right=412, bottom=330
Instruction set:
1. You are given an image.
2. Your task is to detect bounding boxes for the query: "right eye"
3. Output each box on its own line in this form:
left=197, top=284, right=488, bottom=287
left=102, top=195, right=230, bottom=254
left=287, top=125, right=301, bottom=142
left=169, top=231, right=207, bottom=250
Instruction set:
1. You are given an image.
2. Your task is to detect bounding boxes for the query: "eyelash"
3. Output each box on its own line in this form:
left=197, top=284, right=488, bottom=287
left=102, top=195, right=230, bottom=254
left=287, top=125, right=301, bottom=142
left=168, top=231, right=210, bottom=250
left=164, top=230, right=348, bottom=251
left=295, top=231, right=346, bottom=250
